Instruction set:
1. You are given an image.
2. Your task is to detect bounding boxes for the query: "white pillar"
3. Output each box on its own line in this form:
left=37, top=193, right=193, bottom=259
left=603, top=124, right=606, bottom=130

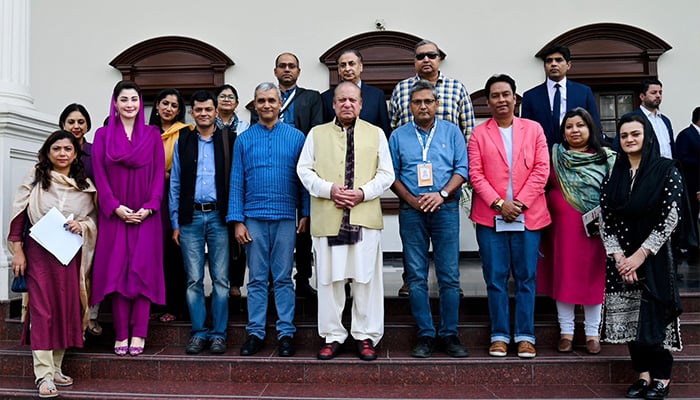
left=0, top=0, right=54, bottom=302
left=0, top=0, right=33, bottom=107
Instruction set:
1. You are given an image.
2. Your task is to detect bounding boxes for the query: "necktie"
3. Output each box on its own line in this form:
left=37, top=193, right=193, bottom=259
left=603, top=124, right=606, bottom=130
left=552, top=83, right=561, bottom=136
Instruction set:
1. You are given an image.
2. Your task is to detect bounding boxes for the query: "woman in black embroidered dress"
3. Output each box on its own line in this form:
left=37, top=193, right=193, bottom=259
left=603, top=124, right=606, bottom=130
left=600, top=113, right=683, bottom=400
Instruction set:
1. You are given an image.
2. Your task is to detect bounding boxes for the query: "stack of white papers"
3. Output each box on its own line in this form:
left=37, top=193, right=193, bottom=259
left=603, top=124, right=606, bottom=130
left=28, top=207, right=83, bottom=266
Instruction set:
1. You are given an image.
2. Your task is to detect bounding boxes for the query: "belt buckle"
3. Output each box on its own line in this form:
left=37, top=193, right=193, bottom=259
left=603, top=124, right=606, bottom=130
left=202, top=203, right=215, bottom=212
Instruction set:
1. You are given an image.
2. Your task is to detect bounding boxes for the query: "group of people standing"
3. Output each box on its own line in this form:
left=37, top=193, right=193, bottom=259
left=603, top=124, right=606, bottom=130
left=7, top=38, right=694, bottom=400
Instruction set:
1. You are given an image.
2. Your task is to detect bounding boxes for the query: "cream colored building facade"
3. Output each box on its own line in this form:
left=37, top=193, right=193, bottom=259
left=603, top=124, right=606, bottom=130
left=1, top=0, right=698, bottom=300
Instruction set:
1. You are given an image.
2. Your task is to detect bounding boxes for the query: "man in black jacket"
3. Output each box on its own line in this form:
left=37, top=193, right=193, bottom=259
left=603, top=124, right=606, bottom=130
left=170, top=90, right=234, bottom=355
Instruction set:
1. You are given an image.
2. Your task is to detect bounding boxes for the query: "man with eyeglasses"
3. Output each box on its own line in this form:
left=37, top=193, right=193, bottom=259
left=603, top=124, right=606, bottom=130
left=214, top=84, right=250, bottom=299
left=321, top=49, right=391, bottom=136
left=389, top=39, right=475, bottom=297
left=389, top=80, right=469, bottom=358
left=250, top=52, right=323, bottom=298
left=389, top=39, right=475, bottom=140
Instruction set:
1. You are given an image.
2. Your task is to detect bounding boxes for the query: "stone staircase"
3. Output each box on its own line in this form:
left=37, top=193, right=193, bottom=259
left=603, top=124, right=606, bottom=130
left=0, top=293, right=698, bottom=399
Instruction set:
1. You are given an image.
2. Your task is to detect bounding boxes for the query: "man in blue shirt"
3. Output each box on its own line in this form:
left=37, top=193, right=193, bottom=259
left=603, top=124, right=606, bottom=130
left=170, top=90, right=232, bottom=355
left=228, top=82, right=310, bottom=357
left=389, top=80, right=469, bottom=358
left=250, top=52, right=322, bottom=298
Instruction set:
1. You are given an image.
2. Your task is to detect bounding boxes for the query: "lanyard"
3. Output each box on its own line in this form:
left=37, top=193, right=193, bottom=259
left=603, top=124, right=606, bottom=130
left=413, top=121, right=436, bottom=162
left=279, top=88, right=297, bottom=117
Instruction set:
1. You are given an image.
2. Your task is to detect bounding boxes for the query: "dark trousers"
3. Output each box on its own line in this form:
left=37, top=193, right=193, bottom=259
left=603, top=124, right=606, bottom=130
left=229, top=243, right=246, bottom=288
left=629, top=341, right=673, bottom=380
left=294, top=230, right=312, bottom=282
left=163, top=229, right=187, bottom=317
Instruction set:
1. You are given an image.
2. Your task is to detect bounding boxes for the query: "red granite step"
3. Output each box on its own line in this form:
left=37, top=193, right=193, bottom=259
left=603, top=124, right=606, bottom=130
left=0, top=342, right=699, bottom=399
left=2, top=377, right=699, bottom=399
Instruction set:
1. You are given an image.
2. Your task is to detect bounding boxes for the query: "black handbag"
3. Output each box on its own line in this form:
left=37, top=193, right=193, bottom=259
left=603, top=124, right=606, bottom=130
left=11, top=275, right=27, bottom=293
left=11, top=206, right=33, bottom=294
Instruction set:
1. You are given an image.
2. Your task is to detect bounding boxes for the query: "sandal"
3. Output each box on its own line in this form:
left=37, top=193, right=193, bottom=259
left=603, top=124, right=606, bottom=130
left=87, top=319, right=103, bottom=336
left=158, top=313, right=176, bottom=323
left=37, top=377, right=59, bottom=398
left=53, top=371, right=73, bottom=386
left=129, top=337, right=145, bottom=356
left=115, top=339, right=129, bottom=356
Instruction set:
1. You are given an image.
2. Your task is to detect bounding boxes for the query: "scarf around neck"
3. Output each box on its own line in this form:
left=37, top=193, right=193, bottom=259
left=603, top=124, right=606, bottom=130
left=161, top=121, right=193, bottom=172
left=552, top=144, right=616, bottom=213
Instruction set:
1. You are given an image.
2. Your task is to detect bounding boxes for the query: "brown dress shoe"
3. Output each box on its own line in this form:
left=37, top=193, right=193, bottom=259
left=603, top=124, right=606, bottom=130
left=517, top=341, right=536, bottom=358
left=557, top=337, right=573, bottom=352
left=488, top=341, right=508, bottom=357
left=585, top=339, right=601, bottom=354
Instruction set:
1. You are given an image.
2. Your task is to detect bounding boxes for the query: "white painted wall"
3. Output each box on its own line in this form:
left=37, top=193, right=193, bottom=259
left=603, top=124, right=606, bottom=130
left=25, top=0, right=700, bottom=252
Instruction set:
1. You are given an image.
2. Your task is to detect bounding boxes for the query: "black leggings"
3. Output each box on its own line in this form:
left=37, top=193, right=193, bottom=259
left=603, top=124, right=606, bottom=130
left=628, top=341, right=673, bottom=380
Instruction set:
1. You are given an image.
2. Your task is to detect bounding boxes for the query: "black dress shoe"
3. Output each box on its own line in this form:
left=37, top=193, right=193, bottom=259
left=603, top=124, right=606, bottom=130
left=411, top=336, right=435, bottom=358
left=210, top=337, right=227, bottom=354
left=278, top=336, right=295, bottom=357
left=185, top=336, right=208, bottom=354
left=625, top=379, right=650, bottom=398
left=644, top=381, right=670, bottom=399
left=295, top=281, right=317, bottom=298
left=441, top=335, right=469, bottom=358
left=240, top=335, right=264, bottom=356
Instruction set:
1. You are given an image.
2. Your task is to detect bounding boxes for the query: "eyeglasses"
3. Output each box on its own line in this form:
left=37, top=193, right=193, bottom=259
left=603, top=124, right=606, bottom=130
left=218, top=94, right=237, bottom=101
left=415, top=52, right=439, bottom=60
left=410, top=99, right=437, bottom=106
left=276, top=63, right=298, bottom=69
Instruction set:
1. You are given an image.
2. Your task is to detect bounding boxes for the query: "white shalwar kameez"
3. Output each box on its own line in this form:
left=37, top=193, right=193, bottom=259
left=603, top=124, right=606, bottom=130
left=297, top=125, right=394, bottom=346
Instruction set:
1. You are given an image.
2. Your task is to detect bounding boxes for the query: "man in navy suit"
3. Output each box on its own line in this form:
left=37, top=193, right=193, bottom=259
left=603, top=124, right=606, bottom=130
left=321, top=49, right=391, bottom=136
left=615, top=79, right=675, bottom=159
left=675, top=106, right=700, bottom=250
left=521, top=45, right=601, bottom=149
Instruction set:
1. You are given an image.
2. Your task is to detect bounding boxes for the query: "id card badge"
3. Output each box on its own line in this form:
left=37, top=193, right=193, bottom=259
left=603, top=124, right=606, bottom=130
left=417, top=163, right=433, bottom=187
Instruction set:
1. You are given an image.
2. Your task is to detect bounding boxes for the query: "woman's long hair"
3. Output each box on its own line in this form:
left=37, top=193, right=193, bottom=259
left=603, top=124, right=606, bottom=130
left=560, top=107, right=607, bottom=163
left=148, top=88, right=186, bottom=128
left=34, top=130, right=89, bottom=190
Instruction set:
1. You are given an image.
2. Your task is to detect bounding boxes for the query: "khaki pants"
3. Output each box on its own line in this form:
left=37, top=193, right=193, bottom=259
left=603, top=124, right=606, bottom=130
left=32, top=349, right=65, bottom=384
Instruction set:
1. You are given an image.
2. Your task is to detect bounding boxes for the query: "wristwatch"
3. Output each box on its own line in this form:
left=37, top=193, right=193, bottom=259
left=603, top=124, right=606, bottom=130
left=439, top=190, right=449, bottom=199
left=493, top=199, right=505, bottom=212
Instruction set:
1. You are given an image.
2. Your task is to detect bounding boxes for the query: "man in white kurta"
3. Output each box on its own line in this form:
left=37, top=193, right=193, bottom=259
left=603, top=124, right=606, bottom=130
left=297, top=82, right=394, bottom=361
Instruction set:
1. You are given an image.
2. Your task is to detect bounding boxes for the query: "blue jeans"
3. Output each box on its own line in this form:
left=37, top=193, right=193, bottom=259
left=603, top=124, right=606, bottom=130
left=399, top=202, right=461, bottom=338
left=244, top=218, right=297, bottom=340
left=180, top=210, right=230, bottom=340
left=475, top=224, right=540, bottom=344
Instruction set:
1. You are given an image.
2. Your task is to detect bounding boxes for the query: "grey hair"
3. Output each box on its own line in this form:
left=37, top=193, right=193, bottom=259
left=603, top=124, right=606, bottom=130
left=254, top=82, right=282, bottom=99
left=415, top=39, right=445, bottom=59
left=333, top=81, right=362, bottom=100
left=410, top=80, right=439, bottom=101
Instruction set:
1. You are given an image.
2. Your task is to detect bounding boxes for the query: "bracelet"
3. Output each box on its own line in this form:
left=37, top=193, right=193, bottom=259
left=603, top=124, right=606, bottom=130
left=640, top=248, right=649, bottom=258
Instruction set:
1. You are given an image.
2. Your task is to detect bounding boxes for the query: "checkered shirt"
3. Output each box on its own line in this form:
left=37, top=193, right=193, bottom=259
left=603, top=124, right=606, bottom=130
left=389, top=72, right=475, bottom=140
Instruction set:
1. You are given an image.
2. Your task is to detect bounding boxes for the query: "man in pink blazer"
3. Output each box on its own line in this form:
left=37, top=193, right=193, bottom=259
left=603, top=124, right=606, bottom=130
left=468, top=74, right=551, bottom=359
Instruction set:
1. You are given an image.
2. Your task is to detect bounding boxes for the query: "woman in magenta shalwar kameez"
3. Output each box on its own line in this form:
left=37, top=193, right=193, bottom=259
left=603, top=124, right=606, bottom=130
left=537, top=108, right=616, bottom=354
left=91, top=81, right=165, bottom=356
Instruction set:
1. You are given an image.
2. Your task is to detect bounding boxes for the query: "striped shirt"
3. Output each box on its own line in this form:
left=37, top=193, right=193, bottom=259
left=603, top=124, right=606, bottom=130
left=226, top=121, right=309, bottom=222
left=389, top=72, right=475, bottom=140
